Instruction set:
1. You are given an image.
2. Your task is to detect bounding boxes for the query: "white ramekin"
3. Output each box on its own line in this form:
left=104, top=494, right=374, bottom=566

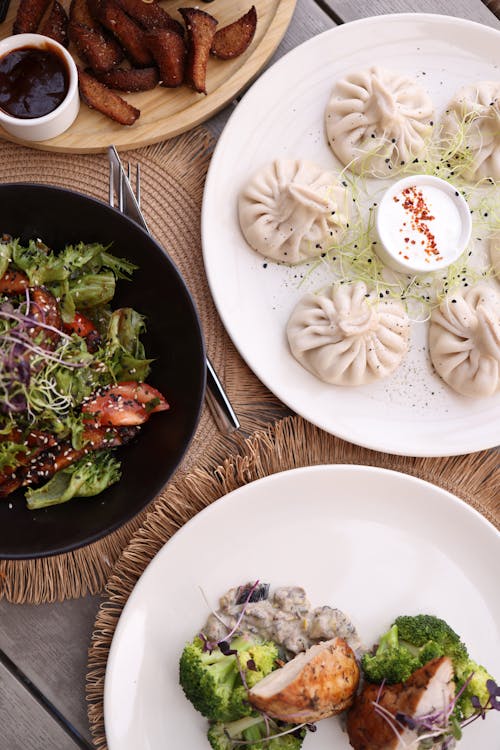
left=0, top=34, right=79, bottom=142
left=375, top=174, right=472, bottom=275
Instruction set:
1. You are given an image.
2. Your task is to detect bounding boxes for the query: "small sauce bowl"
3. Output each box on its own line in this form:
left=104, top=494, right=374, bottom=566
left=0, top=34, right=79, bottom=142
left=375, top=174, right=472, bottom=275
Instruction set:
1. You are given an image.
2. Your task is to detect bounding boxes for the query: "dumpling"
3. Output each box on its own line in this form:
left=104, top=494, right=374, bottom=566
left=440, top=82, right=500, bottom=181
left=286, top=281, right=410, bottom=386
left=489, top=233, right=500, bottom=279
left=325, top=66, right=434, bottom=177
left=238, top=159, right=349, bottom=264
left=429, top=284, right=500, bottom=398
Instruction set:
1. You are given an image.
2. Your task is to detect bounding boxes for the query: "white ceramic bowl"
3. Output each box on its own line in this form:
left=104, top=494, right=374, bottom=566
left=0, top=33, right=79, bottom=142
left=375, top=174, right=472, bottom=275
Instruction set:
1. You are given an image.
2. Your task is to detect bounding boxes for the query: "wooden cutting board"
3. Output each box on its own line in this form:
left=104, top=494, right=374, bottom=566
left=0, top=0, right=296, bottom=152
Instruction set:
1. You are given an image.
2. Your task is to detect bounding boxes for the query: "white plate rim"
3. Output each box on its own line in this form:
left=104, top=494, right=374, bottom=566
left=201, top=13, right=500, bottom=458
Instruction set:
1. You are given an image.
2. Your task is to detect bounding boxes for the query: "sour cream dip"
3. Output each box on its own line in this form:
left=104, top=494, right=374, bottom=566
left=375, top=175, right=472, bottom=274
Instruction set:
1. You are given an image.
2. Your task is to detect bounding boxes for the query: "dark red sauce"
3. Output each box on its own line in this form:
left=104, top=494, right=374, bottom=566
left=0, top=45, right=69, bottom=119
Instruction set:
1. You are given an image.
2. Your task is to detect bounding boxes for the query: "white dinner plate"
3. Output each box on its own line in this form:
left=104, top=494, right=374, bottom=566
left=104, top=465, right=500, bottom=750
left=201, top=14, right=500, bottom=456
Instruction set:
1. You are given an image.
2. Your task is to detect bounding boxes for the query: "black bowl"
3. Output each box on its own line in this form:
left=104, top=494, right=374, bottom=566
left=0, top=184, right=206, bottom=559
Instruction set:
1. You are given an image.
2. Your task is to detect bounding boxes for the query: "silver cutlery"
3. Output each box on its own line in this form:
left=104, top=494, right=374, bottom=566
left=108, top=145, right=240, bottom=435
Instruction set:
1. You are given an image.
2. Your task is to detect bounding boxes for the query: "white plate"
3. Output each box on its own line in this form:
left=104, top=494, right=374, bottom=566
left=201, top=14, right=500, bottom=456
left=104, top=465, right=500, bottom=750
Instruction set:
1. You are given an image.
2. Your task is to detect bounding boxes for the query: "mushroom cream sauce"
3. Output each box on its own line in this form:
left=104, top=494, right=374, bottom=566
left=203, top=585, right=361, bottom=656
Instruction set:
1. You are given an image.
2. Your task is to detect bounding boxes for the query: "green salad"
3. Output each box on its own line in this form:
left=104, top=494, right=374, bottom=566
left=0, top=236, right=169, bottom=509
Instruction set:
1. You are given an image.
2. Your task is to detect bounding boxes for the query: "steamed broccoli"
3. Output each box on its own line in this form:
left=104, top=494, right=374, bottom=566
left=394, top=615, right=468, bottom=665
left=455, top=659, right=497, bottom=719
left=179, top=636, right=278, bottom=722
left=207, top=715, right=306, bottom=750
left=362, top=615, right=468, bottom=685
left=361, top=624, right=421, bottom=684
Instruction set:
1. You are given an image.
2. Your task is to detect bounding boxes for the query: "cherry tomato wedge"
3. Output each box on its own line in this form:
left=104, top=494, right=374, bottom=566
left=83, top=381, right=169, bottom=427
left=64, top=311, right=97, bottom=337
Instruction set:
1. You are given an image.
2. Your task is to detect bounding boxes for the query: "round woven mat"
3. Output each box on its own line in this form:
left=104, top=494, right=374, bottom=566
left=0, top=131, right=284, bottom=604
left=86, top=414, right=499, bottom=749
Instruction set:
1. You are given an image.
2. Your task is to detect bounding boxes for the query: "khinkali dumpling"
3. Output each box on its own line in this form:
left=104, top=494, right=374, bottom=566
left=490, top=234, right=500, bottom=279
left=441, top=82, right=500, bottom=181
left=429, top=284, right=500, bottom=398
left=238, top=159, right=349, bottom=264
left=325, top=66, right=434, bottom=177
left=286, top=281, right=410, bottom=385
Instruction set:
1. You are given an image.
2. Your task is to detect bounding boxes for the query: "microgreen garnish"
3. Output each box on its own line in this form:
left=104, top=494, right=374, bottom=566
left=372, top=675, right=500, bottom=749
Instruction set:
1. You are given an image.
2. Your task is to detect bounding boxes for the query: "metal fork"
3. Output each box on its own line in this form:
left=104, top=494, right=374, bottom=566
left=108, top=148, right=240, bottom=435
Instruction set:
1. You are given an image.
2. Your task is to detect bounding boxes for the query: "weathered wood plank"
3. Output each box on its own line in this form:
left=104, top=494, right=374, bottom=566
left=0, top=595, right=101, bottom=744
left=207, top=0, right=335, bottom=137
left=325, top=0, right=500, bottom=26
left=0, top=660, right=82, bottom=750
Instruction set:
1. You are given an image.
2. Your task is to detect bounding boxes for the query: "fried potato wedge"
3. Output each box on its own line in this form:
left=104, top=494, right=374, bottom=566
left=69, top=20, right=124, bottom=71
left=179, top=7, right=217, bottom=95
left=116, top=0, right=184, bottom=35
left=91, top=65, right=159, bottom=91
left=99, top=0, right=153, bottom=67
left=146, top=29, right=186, bottom=88
left=69, top=0, right=101, bottom=30
left=13, top=0, right=51, bottom=33
left=78, top=68, right=140, bottom=125
left=40, top=1, right=69, bottom=47
left=211, top=5, right=257, bottom=60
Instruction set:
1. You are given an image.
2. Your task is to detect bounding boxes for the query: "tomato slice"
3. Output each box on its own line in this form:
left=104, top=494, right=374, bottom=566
left=83, top=382, right=169, bottom=427
left=64, top=311, right=97, bottom=337
left=112, top=381, right=169, bottom=413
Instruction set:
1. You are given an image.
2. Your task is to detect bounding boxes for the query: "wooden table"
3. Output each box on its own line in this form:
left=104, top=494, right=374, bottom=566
left=0, top=2, right=498, bottom=748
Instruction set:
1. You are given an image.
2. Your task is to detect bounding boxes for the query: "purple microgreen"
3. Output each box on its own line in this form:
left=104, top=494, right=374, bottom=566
left=246, top=659, right=257, bottom=672
left=306, top=723, right=317, bottom=733
left=0, top=308, right=72, bottom=342
left=486, top=680, right=500, bottom=710
left=218, top=641, right=237, bottom=656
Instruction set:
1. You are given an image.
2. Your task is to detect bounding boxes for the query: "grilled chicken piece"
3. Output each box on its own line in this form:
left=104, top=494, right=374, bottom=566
left=0, top=431, right=58, bottom=498
left=21, top=425, right=138, bottom=488
left=30, top=287, right=63, bottom=349
left=346, top=657, right=455, bottom=750
left=249, top=637, right=360, bottom=723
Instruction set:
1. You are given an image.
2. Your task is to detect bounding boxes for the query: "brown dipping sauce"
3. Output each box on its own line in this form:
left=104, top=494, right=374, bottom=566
left=0, top=45, right=69, bottom=119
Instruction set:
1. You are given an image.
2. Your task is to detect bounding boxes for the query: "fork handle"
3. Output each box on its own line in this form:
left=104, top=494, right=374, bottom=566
left=205, top=357, right=240, bottom=434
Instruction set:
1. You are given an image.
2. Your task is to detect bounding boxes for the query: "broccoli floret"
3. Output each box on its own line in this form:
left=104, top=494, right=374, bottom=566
left=395, top=615, right=469, bottom=665
left=238, top=642, right=279, bottom=689
left=417, top=640, right=445, bottom=665
left=179, top=636, right=278, bottom=722
left=455, top=660, right=496, bottom=719
left=361, top=625, right=420, bottom=684
left=227, top=685, right=254, bottom=718
left=207, top=716, right=306, bottom=750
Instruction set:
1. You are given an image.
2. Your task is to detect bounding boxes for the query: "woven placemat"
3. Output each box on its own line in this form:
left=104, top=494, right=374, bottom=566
left=0, top=131, right=284, bottom=604
left=86, top=414, right=499, bottom=749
